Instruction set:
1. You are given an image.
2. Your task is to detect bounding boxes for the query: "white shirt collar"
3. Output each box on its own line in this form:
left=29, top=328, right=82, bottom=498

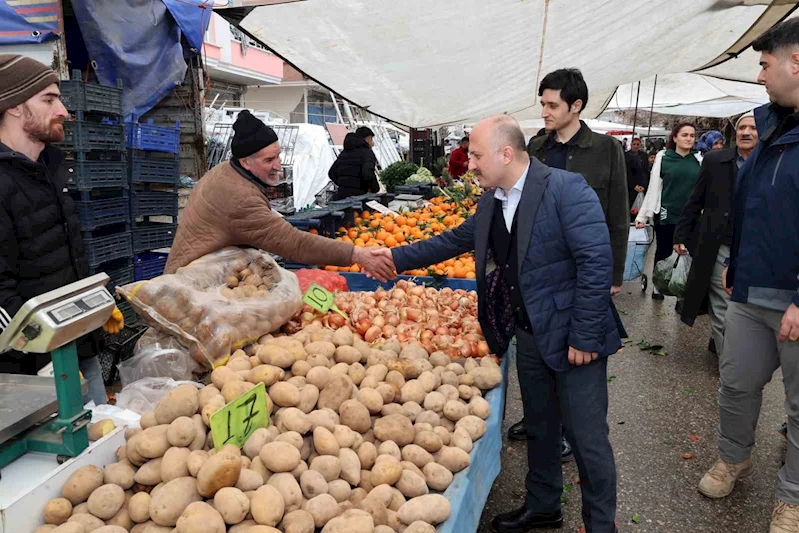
left=495, top=163, right=529, bottom=201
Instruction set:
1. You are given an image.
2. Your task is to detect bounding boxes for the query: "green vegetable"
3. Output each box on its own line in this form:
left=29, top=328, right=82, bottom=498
left=379, top=161, right=418, bottom=192
left=653, top=252, right=679, bottom=296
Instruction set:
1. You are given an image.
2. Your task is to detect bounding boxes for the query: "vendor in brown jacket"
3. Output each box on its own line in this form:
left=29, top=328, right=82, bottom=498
left=165, top=111, right=394, bottom=280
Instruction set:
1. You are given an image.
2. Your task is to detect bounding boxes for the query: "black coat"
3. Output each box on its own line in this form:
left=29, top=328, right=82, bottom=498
left=328, top=134, right=379, bottom=200
left=0, top=143, right=99, bottom=374
left=673, top=148, right=736, bottom=326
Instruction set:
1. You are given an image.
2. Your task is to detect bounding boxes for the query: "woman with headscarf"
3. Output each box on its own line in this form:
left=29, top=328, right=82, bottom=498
left=635, top=122, right=703, bottom=300
left=697, top=130, right=725, bottom=154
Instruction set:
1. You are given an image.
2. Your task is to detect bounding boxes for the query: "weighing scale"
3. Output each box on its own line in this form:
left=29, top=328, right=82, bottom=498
left=0, top=274, right=115, bottom=471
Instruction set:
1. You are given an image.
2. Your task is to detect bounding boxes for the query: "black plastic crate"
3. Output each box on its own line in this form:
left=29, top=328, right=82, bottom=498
left=75, top=196, right=130, bottom=231
left=117, top=300, right=139, bottom=326
left=133, top=222, right=176, bottom=253
left=63, top=155, right=128, bottom=191
left=56, top=120, right=125, bottom=153
left=129, top=150, right=180, bottom=185
left=131, top=191, right=178, bottom=218
left=100, top=323, right=146, bottom=385
left=133, top=251, right=169, bottom=281
left=84, top=228, right=132, bottom=268
left=395, top=184, right=435, bottom=199
left=285, top=209, right=344, bottom=238
left=265, top=182, right=293, bottom=200
left=90, top=258, right=134, bottom=290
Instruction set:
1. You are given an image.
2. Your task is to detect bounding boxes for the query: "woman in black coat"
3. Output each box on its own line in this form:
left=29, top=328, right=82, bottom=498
left=329, top=127, right=380, bottom=200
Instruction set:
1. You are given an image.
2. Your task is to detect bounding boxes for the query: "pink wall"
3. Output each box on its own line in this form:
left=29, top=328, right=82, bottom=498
left=203, top=42, right=222, bottom=60
left=230, top=45, right=283, bottom=79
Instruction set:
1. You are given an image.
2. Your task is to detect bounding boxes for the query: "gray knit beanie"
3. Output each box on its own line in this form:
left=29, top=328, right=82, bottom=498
left=0, top=54, right=59, bottom=113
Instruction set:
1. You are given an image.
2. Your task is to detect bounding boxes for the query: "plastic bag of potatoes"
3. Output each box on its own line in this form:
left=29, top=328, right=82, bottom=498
left=118, top=247, right=303, bottom=368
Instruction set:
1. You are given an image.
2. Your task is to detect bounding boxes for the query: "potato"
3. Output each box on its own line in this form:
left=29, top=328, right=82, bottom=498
left=199, top=386, right=222, bottom=409
left=320, top=508, right=374, bottom=533
left=405, top=520, right=436, bottom=533
left=249, top=484, right=285, bottom=526
left=260, top=441, right=301, bottom=473
left=339, top=400, right=371, bottom=433
left=133, top=458, right=162, bottom=486
left=434, top=446, right=470, bottom=473
left=300, top=469, right=329, bottom=499
left=402, top=401, right=423, bottom=422
left=35, top=525, right=59, bottom=533
left=88, top=419, right=115, bottom=441
left=349, top=488, right=368, bottom=507
left=175, top=501, right=225, bottom=533
left=249, top=365, right=285, bottom=387
left=375, top=526, right=394, bottom=533
left=457, top=384, right=474, bottom=400
left=148, top=476, right=202, bottom=526
left=304, top=493, right=340, bottom=528
left=228, top=520, right=258, bottom=533
left=327, top=479, right=352, bottom=503
left=378, top=441, right=402, bottom=461
left=373, top=414, right=414, bottom=447
left=375, top=383, right=396, bottom=405
left=197, top=452, right=242, bottom=497
left=313, top=427, right=340, bottom=456
left=188, top=415, right=207, bottom=451
left=469, top=367, right=502, bottom=390
left=266, top=473, right=302, bottom=513
left=358, top=469, right=374, bottom=492
left=331, top=345, right=359, bottom=365
left=275, top=431, right=304, bottom=451
left=155, top=385, right=200, bottom=425
left=140, top=412, right=157, bottom=429
left=310, top=455, right=341, bottom=482
left=222, top=381, right=256, bottom=403
left=358, top=497, right=388, bottom=526
left=395, top=470, right=428, bottom=498
left=357, top=442, right=378, bottom=470
left=227, top=355, right=252, bottom=372
left=305, top=366, right=332, bottom=390
left=307, top=409, right=337, bottom=432
left=269, top=382, right=300, bottom=408
left=415, top=410, right=440, bottom=427
left=437, top=384, right=459, bottom=402
left=338, top=448, right=361, bottom=486
left=297, top=384, right=320, bottom=414
left=92, top=526, right=127, bottom=533
left=330, top=327, right=353, bottom=347
left=317, top=376, right=354, bottom=411
left=451, top=427, right=473, bottom=453
left=128, top=492, right=151, bottom=523
left=388, top=488, right=406, bottom=512
left=280, top=509, right=314, bottom=533
left=278, top=407, right=312, bottom=434
left=165, top=417, right=196, bottom=448
left=433, top=426, right=450, bottom=445
left=236, top=469, right=265, bottom=491
left=306, top=354, right=330, bottom=369
left=348, top=363, right=366, bottom=386
left=441, top=371, right=459, bottom=387
left=87, top=483, right=125, bottom=520
left=44, top=498, right=73, bottom=525
left=469, top=396, right=491, bottom=419
left=356, top=388, right=383, bottom=415
left=401, top=445, right=434, bottom=469
left=397, top=494, right=450, bottom=525
left=400, top=461, right=425, bottom=480
left=161, top=447, right=191, bottom=482
left=268, top=337, right=307, bottom=361
left=67, top=512, right=105, bottom=532
left=370, top=459, right=402, bottom=486
left=443, top=400, right=468, bottom=422
left=62, top=465, right=104, bottom=505
left=358, top=375, right=380, bottom=390
left=256, top=345, right=294, bottom=368
left=137, top=426, right=170, bottom=459
left=187, top=450, right=209, bottom=477
left=305, top=341, right=336, bottom=359
left=456, top=415, right=487, bottom=441
left=413, top=430, right=443, bottom=454
left=212, top=367, right=244, bottom=390
left=105, top=508, right=133, bottom=531
left=292, top=360, right=311, bottom=377
left=214, top=487, right=250, bottom=525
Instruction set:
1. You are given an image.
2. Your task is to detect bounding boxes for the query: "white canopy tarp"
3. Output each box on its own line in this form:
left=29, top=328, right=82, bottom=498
left=518, top=119, right=669, bottom=138
left=608, top=73, right=769, bottom=117
left=238, top=1, right=791, bottom=128
left=291, top=123, right=337, bottom=209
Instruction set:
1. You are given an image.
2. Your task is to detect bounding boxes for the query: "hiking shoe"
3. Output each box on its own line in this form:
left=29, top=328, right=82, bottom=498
left=771, top=500, right=799, bottom=532
left=698, top=458, right=754, bottom=498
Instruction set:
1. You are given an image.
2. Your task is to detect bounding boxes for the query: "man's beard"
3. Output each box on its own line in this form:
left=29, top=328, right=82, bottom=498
left=22, top=104, right=64, bottom=143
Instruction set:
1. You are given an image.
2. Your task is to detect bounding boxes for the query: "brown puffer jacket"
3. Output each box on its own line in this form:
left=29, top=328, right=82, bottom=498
left=165, top=161, right=354, bottom=274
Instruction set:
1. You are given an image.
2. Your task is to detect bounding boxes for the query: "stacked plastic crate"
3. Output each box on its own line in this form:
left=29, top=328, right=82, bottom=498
left=127, top=118, right=180, bottom=284
left=57, top=71, right=135, bottom=323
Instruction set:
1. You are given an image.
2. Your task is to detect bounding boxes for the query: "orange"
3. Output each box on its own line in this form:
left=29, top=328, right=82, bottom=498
left=359, top=232, right=371, bottom=242
left=373, top=212, right=383, bottom=220
left=354, top=217, right=362, bottom=225
left=348, top=229, right=358, bottom=239
left=453, top=267, right=467, bottom=278
left=362, top=211, right=371, bottom=220
left=354, top=238, right=365, bottom=247
left=376, top=230, right=389, bottom=241
left=350, top=265, right=361, bottom=272
left=394, top=233, right=406, bottom=243
left=466, top=271, right=477, bottom=279
left=395, top=216, right=408, bottom=226
left=370, top=219, right=380, bottom=229
left=384, top=235, right=398, bottom=247
left=383, top=221, right=395, bottom=232
left=407, top=218, right=417, bottom=227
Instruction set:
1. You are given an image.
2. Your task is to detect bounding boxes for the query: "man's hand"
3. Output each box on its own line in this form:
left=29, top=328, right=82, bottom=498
left=611, top=285, right=622, bottom=297
left=568, top=346, right=598, bottom=366
left=722, top=266, right=732, bottom=296
left=103, top=306, right=124, bottom=334
left=353, top=247, right=396, bottom=283
left=673, top=243, right=687, bottom=256
left=779, top=304, right=799, bottom=343
left=635, top=220, right=645, bottom=229
left=634, top=185, right=645, bottom=193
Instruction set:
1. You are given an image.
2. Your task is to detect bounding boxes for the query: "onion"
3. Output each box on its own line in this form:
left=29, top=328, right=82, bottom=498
left=436, top=326, right=450, bottom=336
left=405, top=309, right=422, bottom=322
left=382, top=325, right=396, bottom=337
left=410, top=286, right=425, bottom=297
left=364, top=326, right=382, bottom=343
left=396, top=333, right=408, bottom=343
left=372, top=316, right=386, bottom=328
left=387, top=315, right=401, bottom=327
left=477, top=341, right=490, bottom=356
left=356, top=320, right=370, bottom=336
left=301, top=312, right=315, bottom=323
left=363, top=296, right=377, bottom=307
left=449, top=301, right=460, bottom=311
left=312, top=319, right=323, bottom=327
left=421, top=329, right=435, bottom=341
left=391, top=288, right=406, bottom=300
left=421, top=339, right=435, bottom=354
left=328, top=314, right=346, bottom=329
left=424, top=299, right=437, bottom=309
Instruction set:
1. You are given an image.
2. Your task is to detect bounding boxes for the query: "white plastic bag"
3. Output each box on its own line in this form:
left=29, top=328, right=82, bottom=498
left=631, top=192, right=644, bottom=214
left=115, top=378, right=203, bottom=415
left=86, top=401, right=142, bottom=429
left=117, top=328, right=200, bottom=387
left=669, top=253, right=693, bottom=299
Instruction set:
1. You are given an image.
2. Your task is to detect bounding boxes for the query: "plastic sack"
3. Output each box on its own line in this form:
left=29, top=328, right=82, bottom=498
left=653, top=251, right=680, bottom=296
left=115, top=377, right=203, bottom=415
left=86, top=401, right=143, bottom=429
left=631, top=192, right=644, bottom=215
left=295, top=269, right=349, bottom=294
left=117, top=328, right=200, bottom=387
left=118, top=247, right=303, bottom=368
left=669, top=253, right=693, bottom=299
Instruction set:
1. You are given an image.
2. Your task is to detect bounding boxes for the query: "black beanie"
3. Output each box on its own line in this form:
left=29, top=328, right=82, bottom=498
left=231, top=110, right=279, bottom=159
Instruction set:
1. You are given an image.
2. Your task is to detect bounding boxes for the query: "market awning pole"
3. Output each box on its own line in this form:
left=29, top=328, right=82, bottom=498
left=631, top=81, right=641, bottom=137
left=647, top=75, right=658, bottom=139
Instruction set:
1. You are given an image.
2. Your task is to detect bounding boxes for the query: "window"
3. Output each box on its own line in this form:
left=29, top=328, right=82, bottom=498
left=229, top=24, right=268, bottom=52
left=306, top=90, right=339, bottom=126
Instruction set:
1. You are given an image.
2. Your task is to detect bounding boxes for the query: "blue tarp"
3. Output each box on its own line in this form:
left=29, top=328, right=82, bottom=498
left=71, top=0, right=210, bottom=121
left=162, top=0, right=214, bottom=53
left=0, top=0, right=60, bottom=45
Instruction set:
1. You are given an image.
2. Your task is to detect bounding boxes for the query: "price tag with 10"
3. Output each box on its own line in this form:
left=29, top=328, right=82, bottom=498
left=303, top=283, right=348, bottom=320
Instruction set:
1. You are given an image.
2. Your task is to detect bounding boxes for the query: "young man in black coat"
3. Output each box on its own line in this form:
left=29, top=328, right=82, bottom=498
left=329, top=126, right=380, bottom=200
left=673, top=113, right=758, bottom=355
left=0, top=55, right=121, bottom=404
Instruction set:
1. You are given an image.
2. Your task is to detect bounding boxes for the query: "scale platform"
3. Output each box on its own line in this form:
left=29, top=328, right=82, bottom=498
left=0, top=374, right=87, bottom=446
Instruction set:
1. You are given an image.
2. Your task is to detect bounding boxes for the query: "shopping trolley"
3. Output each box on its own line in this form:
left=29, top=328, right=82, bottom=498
left=623, top=223, right=654, bottom=292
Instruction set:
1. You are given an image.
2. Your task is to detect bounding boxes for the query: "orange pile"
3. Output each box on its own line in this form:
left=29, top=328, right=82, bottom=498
left=323, top=196, right=478, bottom=278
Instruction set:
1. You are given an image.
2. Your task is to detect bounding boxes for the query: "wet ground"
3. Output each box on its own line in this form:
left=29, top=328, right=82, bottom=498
left=479, top=255, right=787, bottom=533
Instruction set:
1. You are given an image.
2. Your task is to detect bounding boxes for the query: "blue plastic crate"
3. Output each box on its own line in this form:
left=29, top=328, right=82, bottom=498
left=84, top=230, right=132, bottom=268
left=126, top=120, right=180, bottom=153
left=60, top=71, right=122, bottom=116
left=63, top=157, right=128, bottom=191
left=56, top=120, right=126, bottom=153
left=75, top=196, right=130, bottom=231
left=133, top=251, right=169, bottom=281
left=133, top=222, right=176, bottom=254
left=131, top=191, right=178, bottom=218
left=129, top=150, right=180, bottom=185
left=91, top=258, right=134, bottom=289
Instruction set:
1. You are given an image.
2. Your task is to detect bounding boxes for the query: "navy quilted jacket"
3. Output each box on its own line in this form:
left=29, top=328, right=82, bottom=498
left=392, top=158, right=621, bottom=371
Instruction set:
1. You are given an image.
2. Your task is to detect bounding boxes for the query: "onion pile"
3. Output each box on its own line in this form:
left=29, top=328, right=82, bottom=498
left=284, top=281, right=491, bottom=358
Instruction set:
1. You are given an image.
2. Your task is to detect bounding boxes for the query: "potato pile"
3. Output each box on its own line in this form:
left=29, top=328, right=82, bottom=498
left=118, top=248, right=303, bottom=368
left=38, top=318, right=503, bottom=533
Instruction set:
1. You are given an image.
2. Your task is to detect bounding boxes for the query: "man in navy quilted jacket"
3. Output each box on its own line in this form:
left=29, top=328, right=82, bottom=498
left=385, top=115, right=621, bottom=533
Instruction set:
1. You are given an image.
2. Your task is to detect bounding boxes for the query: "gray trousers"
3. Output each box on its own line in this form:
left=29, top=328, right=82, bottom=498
left=708, top=245, right=731, bottom=355
left=718, top=301, right=799, bottom=504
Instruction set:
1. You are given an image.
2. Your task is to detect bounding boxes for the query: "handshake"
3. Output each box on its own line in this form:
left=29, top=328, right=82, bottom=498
left=351, top=247, right=398, bottom=283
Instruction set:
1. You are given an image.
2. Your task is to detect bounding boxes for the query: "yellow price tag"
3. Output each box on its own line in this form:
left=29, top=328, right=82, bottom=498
left=210, top=382, right=270, bottom=450
left=303, top=283, right=348, bottom=320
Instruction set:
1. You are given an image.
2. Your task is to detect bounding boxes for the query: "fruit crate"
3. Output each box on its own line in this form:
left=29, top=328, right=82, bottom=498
left=131, top=191, right=178, bottom=218
left=133, top=222, right=176, bottom=254
left=75, top=195, right=130, bottom=231
left=133, top=251, right=169, bottom=281
left=90, top=258, right=134, bottom=289
left=100, top=323, right=146, bottom=385
left=129, top=150, right=180, bottom=186
left=57, top=120, right=126, bottom=153
left=63, top=156, right=128, bottom=191
left=117, top=300, right=139, bottom=326
left=126, top=120, right=180, bottom=153
left=395, top=184, right=435, bottom=199
left=285, top=209, right=344, bottom=238
left=60, top=70, right=123, bottom=116
left=84, top=228, right=132, bottom=268
left=265, top=181, right=293, bottom=201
